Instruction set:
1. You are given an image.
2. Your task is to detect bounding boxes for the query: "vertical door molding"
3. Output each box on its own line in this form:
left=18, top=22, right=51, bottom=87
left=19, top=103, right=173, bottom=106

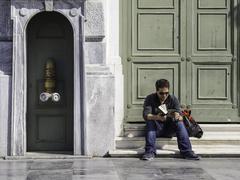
left=10, top=1, right=85, bottom=156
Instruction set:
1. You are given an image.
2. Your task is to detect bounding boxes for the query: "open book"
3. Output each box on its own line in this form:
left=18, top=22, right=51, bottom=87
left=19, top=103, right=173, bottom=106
left=158, top=104, right=178, bottom=116
left=158, top=104, right=168, bottom=115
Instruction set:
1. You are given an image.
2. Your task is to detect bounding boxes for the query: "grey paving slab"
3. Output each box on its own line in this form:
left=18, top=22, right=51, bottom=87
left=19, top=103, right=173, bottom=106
left=0, top=158, right=239, bottom=180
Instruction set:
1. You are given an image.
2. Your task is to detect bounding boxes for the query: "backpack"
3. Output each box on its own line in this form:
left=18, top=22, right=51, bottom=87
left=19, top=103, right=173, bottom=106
left=181, top=107, right=203, bottom=138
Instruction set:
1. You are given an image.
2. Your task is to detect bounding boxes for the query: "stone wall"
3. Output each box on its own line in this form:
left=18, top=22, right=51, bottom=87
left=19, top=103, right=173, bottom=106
left=0, top=0, right=115, bottom=157
left=86, top=67, right=114, bottom=156
left=0, top=0, right=12, bottom=157
left=85, top=0, right=105, bottom=64
left=84, top=0, right=115, bottom=156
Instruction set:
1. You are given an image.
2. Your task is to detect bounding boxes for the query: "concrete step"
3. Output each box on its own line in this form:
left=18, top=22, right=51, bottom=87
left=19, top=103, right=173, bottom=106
left=116, top=132, right=240, bottom=149
left=109, top=145, right=240, bottom=158
left=124, top=124, right=240, bottom=137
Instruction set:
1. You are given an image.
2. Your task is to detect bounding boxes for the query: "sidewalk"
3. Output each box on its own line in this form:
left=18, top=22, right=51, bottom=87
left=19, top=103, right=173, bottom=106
left=0, top=157, right=239, bottom=180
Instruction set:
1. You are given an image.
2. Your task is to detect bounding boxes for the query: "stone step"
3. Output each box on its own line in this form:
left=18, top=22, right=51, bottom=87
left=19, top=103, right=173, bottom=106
left=124, top=124, right=240, bottom=137
left=116, top=132, right=240, bottom=149
left=109, top=145, right=240, bottom=158
left=4, top=152, right=92, bottom=160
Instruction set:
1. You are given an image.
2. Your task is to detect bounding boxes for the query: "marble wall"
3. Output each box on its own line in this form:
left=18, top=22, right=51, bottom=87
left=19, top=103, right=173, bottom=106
left=0, top=0, right=12, bottom=41
left=0, top=76, right=11, bottom=157
left=0, top=0, right=115, bottom=156
left=84, top=0, right=115, bottom=156
left=85, top=0, right=105, bottom=64
left=86, top=67, right=114, bottom=156
left=0, top=0, right=12, bottom=157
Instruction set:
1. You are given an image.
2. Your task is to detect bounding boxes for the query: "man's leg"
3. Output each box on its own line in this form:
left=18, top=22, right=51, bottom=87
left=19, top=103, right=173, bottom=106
left=145, top=120, right=158, bottom=154
left=175, top=120, right=192, bottom=153
left=143, top=120, right=164, bottom=160
left=175, top=120, right=200, bottom=160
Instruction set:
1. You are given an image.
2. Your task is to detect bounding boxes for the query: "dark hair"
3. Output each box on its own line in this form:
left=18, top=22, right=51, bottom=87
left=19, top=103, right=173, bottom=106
left=155, top=79, right=170, bottom=90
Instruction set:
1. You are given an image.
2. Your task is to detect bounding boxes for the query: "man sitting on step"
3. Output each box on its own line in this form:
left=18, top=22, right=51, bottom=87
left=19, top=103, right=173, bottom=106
left=142, top=79, right=200, bottom=160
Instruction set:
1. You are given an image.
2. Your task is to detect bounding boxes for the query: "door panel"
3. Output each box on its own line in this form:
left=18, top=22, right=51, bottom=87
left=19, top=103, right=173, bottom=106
left=123, top=0, right=239, bottom=123
left=27, top=12, right=73, bottom=151
left=132, top=0, right=181, bottom=56
left=187, top=0, right=238, bottom=122
left=125, top=0, right=186, bottom=122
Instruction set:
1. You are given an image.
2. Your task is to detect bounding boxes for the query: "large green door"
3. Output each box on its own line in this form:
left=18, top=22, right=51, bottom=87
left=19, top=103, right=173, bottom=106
left=27, top=12, right=73, bottom=151
left=123, top=0, right=239, bottom=122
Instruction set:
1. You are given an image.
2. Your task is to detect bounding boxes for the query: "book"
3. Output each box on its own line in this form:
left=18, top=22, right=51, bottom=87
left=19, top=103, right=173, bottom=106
left=158, top=104, right=168, bottom=115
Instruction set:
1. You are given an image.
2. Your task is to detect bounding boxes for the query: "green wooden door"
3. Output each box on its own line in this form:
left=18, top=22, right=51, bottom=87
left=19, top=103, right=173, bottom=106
left=123, top=0, right=239, bottom=123
left=27, top=12, right=73, bottom=151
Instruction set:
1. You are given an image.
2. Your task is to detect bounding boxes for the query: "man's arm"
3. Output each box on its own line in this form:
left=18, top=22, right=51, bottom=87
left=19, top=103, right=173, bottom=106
left=143, top=95, right=166, bottom=121
left=146, top=114, right=166, bottom=121
left=171, top=96, right=183, bottom=121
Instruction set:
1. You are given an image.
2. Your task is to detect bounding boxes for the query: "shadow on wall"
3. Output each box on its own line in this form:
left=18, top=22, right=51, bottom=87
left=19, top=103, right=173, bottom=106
left=0, top=0, right=12, bottom=75
left=0, top=42, right=12, bottom=76
left=230, top=2, right=239, bottom=27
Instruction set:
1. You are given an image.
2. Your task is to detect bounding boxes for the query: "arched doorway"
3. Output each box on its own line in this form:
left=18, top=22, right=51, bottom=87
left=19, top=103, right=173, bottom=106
left=26, top=12, right=73, bottom=151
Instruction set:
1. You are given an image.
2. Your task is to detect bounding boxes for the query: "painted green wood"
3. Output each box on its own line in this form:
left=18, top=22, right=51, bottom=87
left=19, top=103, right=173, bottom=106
left=198, top=0, right=227, bottom=9
left=138, top=0, right=174, bottom=9
left=123, top=0, right=186, bottom=122
left=186, top=0, right=238, bottom=122
left=27, top=12, right=73, bottom=151
left=122, top=0, right=239, bottom=123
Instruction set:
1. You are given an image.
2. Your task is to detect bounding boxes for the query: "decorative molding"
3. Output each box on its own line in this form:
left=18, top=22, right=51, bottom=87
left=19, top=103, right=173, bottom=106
left=131, top=63, right=179, bottom=105
left=198, top=0, right=227, bottom=9
left=197, top=13, right=228, bottom=51
left=19, top=8, right=28, bottom=16
left=197, top=67, right=228, bottom=100
left=137, top=13, right=175, bottom=51
left=137, top=0, right=175, bottom=9
left=70, top=8, right=78, bottom=17
left=10, top=2, right=85, bottom=156
left=44, top=0, right=54, bottom=11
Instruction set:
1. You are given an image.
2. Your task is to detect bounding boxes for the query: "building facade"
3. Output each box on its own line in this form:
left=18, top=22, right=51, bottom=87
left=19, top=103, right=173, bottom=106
left=0, top=0, right=239, bottom=157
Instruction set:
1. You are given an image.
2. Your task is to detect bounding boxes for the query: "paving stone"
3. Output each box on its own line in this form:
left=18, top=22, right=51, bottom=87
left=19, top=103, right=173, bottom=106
left=0, top=158, right=239, bottom=179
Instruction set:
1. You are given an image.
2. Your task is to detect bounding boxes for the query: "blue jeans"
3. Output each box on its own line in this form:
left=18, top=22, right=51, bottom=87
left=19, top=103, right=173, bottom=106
left=145, top=119, right=192, bottom=154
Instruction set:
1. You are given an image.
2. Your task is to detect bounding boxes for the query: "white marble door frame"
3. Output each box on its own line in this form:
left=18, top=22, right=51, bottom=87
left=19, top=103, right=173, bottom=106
left=10, top=5, right=85, bottom=156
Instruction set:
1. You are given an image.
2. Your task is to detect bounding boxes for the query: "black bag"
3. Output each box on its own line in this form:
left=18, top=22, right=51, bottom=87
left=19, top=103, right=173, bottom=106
left=183, top=116, right=203, bottom=138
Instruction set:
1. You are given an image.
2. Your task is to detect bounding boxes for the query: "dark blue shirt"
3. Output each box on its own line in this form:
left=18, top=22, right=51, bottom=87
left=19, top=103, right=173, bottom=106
left=143, top=93, right=181, bottom=121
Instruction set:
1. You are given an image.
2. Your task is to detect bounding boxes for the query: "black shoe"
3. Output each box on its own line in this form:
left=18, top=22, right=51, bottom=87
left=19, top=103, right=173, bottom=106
left=142, top=152, right=155, bottom=161
left=182, top=151, right=200, bottom=160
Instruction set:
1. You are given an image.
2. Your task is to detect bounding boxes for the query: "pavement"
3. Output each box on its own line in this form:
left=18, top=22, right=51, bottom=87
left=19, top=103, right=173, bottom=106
left=0, top=157, right=239, bottom=180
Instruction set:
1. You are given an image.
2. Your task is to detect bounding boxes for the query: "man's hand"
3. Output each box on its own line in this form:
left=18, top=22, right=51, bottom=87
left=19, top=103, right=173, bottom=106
left=174, top=112, right=183, bottom=121
left=147, top=114, right=166, bottom=122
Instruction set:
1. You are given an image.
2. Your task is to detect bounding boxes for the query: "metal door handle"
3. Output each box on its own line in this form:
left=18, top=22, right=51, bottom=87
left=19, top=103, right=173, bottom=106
left=181, top=57, right=186, bottom=61
left=186, top=57, right=192, bottom=62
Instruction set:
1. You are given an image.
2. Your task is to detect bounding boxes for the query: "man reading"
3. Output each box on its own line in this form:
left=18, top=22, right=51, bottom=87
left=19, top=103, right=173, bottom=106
left=142, top=79, right=200, bottom=160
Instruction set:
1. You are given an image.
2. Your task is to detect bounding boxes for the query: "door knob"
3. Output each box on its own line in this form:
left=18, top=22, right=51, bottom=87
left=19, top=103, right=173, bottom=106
left=186, top=57, right=192, bottom=62
left=181, top=57, right=186, bottom=61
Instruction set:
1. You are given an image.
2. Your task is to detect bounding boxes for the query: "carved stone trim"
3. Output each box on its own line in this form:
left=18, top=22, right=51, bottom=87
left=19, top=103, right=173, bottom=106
left=70, top=8, right=78, bottom=17
left=19, top=8, right=28, bottom=16
left=11, top=3, right=85, bottom=156
left=44, top=0, right=54, bottom=11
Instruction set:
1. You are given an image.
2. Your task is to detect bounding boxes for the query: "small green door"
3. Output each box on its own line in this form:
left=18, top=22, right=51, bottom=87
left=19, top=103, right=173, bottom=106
left=122, top=0, right=239, bottom=123
left=27, top=12, right=73, bottom=151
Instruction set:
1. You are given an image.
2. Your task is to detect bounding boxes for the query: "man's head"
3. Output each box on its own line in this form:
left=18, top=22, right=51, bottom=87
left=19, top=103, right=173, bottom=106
left=155, top=79, right=170, bottom=101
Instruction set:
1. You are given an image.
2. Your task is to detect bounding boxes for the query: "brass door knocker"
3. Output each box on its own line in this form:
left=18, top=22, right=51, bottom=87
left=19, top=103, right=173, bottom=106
left=39, top=58, right=61, bottom=102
